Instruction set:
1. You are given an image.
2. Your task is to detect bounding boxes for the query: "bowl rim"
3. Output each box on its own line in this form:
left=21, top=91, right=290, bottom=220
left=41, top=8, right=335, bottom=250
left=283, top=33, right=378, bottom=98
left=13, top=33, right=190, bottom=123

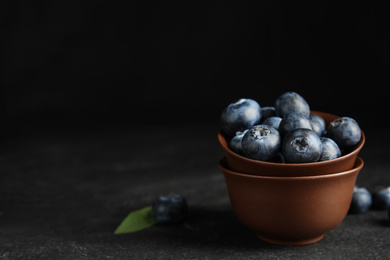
left=218, top=156, right=364, bottom=180
left=218, top=110, right=365, bottom=167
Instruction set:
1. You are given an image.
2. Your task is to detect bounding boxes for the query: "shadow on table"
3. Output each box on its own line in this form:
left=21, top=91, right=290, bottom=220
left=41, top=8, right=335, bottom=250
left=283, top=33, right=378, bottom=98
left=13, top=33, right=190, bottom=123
left=373, top=218, right=390, bottom=227
left=148, top=206, right=286, bottom=250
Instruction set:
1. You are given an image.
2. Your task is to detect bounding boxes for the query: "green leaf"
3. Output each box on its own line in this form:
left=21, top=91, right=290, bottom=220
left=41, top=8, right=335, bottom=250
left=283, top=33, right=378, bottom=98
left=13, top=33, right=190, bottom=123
left=114, top=206, right=158, bottom=234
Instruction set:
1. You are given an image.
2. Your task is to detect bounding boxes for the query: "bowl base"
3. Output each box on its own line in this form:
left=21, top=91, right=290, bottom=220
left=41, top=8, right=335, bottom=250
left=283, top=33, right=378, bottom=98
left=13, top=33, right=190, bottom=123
left=256, top=234, right=324, bottom=246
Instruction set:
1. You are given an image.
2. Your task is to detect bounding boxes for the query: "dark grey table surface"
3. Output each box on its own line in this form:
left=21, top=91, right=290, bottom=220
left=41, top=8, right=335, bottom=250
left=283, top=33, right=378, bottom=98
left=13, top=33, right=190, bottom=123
left=1, top=124, right=389, bottom=259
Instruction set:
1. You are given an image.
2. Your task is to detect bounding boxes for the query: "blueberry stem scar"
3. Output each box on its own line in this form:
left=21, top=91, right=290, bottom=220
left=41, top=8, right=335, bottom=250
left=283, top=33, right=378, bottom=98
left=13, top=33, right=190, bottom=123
left=292, top=137, right=309, bottom=152
left=253, top=126, right=270, bottom=139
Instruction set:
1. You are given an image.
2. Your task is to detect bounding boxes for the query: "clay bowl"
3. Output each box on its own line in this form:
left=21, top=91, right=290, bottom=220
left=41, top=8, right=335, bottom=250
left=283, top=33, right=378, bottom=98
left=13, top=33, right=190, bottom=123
left=218, top=110, right=365, bottom=177
left=218, top=156, right=364, bottom=245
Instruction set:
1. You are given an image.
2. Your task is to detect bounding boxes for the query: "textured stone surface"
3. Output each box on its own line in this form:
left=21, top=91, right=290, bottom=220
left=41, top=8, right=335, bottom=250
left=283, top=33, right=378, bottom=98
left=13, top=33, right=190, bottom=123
left=0, top=124, right=389, bottom=259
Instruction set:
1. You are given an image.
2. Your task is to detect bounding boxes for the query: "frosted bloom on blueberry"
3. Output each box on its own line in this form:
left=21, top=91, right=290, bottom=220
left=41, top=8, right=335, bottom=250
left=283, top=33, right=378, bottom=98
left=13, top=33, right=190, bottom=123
left=275, top=92, right=310, bottom=118
left=241, top=125, right=281, bottom=161
left=326, top=117, right=361, bottom=149
left=221, top=99, right=262, bottom=136
left=318, top=137, right=341, bottom=161
left=349, top=187, right=372, bottom=214
left=282, top=128, right=322, bottom=163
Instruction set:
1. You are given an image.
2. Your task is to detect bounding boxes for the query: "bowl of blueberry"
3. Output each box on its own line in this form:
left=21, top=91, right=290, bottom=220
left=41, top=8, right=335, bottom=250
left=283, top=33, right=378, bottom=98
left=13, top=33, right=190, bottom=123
left=218, top=156, right=364, bottom=245
left=217, top=92, right=366, bottom=245
left=218, top=92, right=365, bottom=177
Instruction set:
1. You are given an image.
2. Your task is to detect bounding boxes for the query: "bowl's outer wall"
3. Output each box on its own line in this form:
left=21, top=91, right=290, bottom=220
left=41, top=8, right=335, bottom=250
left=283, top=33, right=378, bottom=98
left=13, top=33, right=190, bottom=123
left=219, top=157, right=363, bottom=244
left=219, top=111, right=365, bottom=177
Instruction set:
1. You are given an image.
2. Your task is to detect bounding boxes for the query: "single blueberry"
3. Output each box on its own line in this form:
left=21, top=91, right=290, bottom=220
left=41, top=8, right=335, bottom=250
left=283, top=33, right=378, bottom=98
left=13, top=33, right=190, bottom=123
left=151, top=194, right=188, bottom=224
left=282, top=128, right=322, bottom=163
left=262, top=116, right=282, bottom=131
left=326, top=117, right=361, bottom=149
left=260, top=107, right=276, bottom=121
left=229, top=130, right=248, bottom=155
left=349, top=186, right=372, bottom=214
left=310, top=119, right=325, bottom=137
left=274, top=92, right=310, bottom=118
left=318, top=137, right=341, bottom=161
left=241, top=125, right=281, bottom=161
left=310, top=113, right=326, bottom=130
left=279, top=112, right=313, bottom=137
left=372, top=187, right=390, bottom=210
left=220, top=99, right=262, bottom=136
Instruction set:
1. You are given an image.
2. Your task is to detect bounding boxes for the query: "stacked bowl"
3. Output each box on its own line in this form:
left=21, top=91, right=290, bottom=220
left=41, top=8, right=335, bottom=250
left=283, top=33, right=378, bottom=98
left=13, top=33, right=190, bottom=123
left=218, top=111, right=365, bottom=246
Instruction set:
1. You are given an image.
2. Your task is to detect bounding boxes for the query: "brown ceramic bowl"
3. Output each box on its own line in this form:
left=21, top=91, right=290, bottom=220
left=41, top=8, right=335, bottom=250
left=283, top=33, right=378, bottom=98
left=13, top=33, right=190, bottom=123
left=218, top=156, right=364, bottom=245
left=218, top=111, right=365, bottom=177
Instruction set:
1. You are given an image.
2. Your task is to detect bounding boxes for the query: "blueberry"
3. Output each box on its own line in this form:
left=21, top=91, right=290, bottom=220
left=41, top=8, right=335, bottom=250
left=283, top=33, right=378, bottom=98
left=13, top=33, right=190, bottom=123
left=221, top=99, right=262, bottom=136
left=151, top=194, right=188, bottom=224
left=349, top=186, right=372, bottom=214
left=260, top=106, right=276, bottom=121
left=310, top=113, right=326, bottom=130
left=274, top=92, right=310, bottom=118
left=372, top=187, right=390, bottom=210
left=262, top=116, right=282, bottom=130
left=279, top=112, right=313, bottom=137
left=282, top=128, right=322, bottom=163
left=318, top=137, right=341, bottom=161
left=311, top=120, right=325, bottom=136
left=241, top=125, right=281, bottom=161
left=229, top=130, right=248, bottom=155
left=326, top=117, right=361, bottom=149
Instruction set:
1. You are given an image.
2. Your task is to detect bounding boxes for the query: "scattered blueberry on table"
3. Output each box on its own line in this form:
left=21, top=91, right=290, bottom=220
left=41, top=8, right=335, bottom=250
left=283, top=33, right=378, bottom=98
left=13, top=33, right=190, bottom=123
left=114, top=194, right=188, bottom=234
left=220, top=91, right=362, bottom=163
left=349, top=186, right=372, bottom=214
left=152, top=194, right=188, bottom=224
left=348, top=186, right=390, bottom=218
left=372, top=187, right=390, bottom=210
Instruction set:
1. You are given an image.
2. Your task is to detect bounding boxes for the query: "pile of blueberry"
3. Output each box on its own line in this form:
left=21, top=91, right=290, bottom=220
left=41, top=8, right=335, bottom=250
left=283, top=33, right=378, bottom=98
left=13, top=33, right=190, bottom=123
left=350, top=186, right=390, bottom=221
left=221, top=92, right=362, bottom=163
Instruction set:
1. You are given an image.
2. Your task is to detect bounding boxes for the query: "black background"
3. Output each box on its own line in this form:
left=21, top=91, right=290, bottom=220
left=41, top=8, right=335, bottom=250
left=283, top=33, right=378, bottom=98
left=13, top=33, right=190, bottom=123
left=1, top=2, right=390, bottom=259
left=2, top=1, right=389, bottom=131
